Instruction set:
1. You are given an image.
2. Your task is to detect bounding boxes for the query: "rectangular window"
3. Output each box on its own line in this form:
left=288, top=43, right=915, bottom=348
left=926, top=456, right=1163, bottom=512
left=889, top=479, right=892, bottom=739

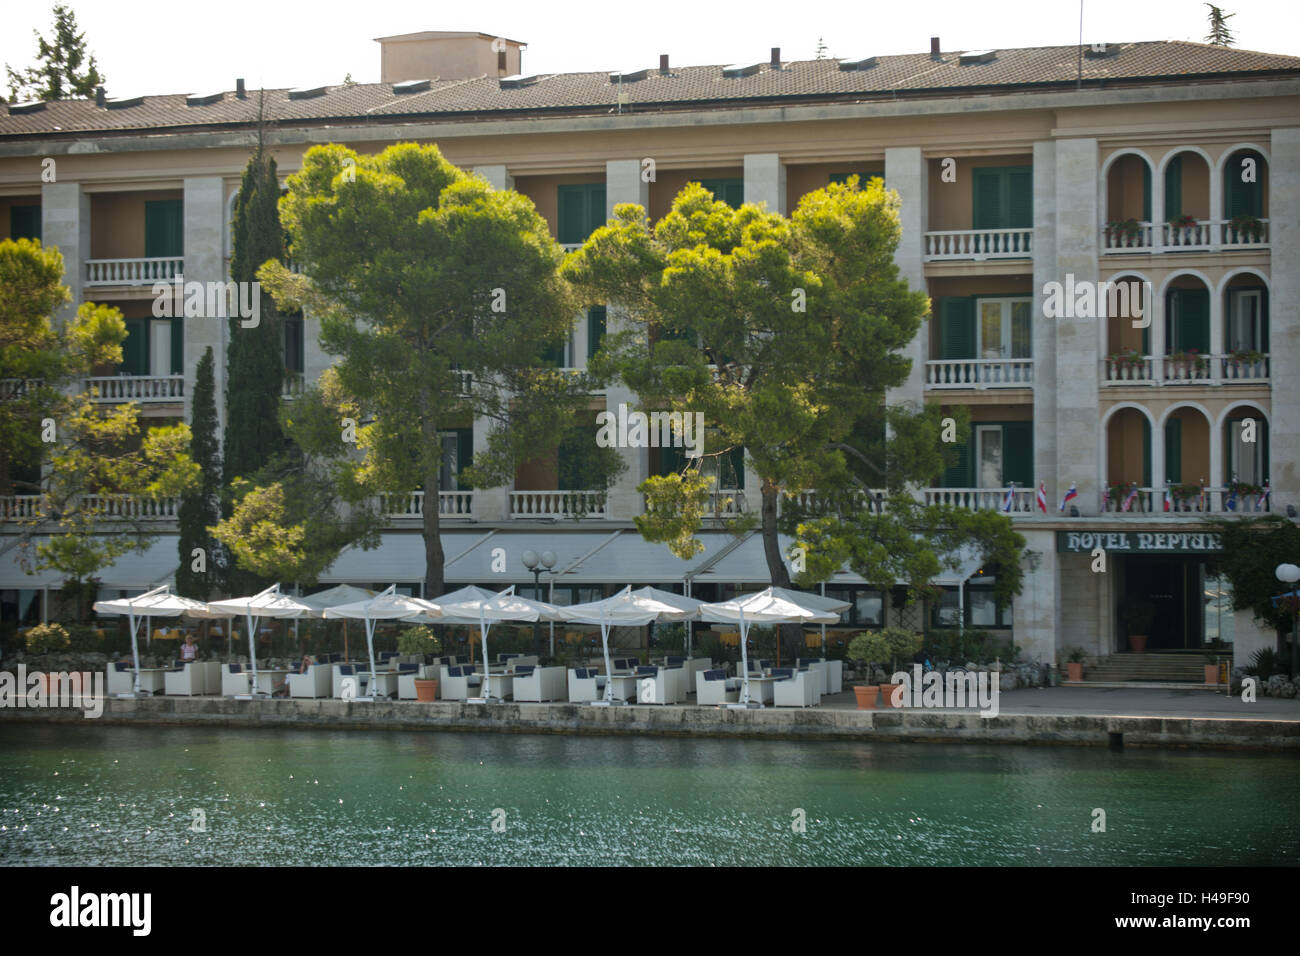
left=975, top=425, right=1003, bottom=488
left=9, top=204, right=41, bottom=241
left=976, top=297, right=1033, bottom=360
left=144, top=199, right=183, bottom=258
left=939, top=296, right=976, bottom=360
left=698, top=178, right=744, bottom=208
left=557, top=184, right=607, bottom=244
left=1229, top=420, right=1265, bottom=486
left=1164, top=155, right=1182, bottom=220
left=283, top=316, right=305, bottom=374
left=1228, top=289, right=1265, bottom=352
left=437, top=429, right=473, bottom=491
left=1166, top=288, right=1210, bottom=354
left=121, top=318, right=149, bottom=375
left=971, top=165, right=1033, bottom=230
left=932, top=589, right=961, bottom=628
left=853, top=590, right=884, bottom=628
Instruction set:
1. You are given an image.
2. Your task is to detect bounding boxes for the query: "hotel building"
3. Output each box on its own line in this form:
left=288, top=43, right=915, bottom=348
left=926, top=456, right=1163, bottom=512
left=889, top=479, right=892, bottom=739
left=2, top=31, right=1297, bottom=672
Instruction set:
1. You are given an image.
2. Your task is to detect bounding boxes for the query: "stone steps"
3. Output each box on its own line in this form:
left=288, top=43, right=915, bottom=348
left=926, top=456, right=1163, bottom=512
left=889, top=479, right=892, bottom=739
left=1084, top=653, right=1207, bottom=683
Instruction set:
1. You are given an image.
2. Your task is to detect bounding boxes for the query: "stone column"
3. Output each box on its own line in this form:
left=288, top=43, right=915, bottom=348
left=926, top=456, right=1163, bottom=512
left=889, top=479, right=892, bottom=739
left=603, top=159, right=651, bottom=520
left=473, top=165, right=514, bottom=192
left=1031, top=141, right=1059, bottom=507
left=182, top=177, right=226, bottom=427
left=743, top=153, right=786, bottom=214
left=1013, top=532, right=1060, bottom=665
left=1053, top=139, right=1102, bottom=511
left=884, top=147, right=928, bottom=426
left=40, top=182, right=90, bottom=325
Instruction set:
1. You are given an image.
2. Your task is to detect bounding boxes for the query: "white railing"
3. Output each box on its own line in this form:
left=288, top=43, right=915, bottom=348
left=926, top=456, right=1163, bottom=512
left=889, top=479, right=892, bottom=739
left=282, top=373, right=305, bottom=398
left=780, top=489, right=888, bottom=515
left=1101, top=354, right=1269, bottom=386
left=1102, top=218, right=1269, bottom=254
left=923, top=228, right=1032, bottom=261
left=0, top=378, right=43, bottom=399
left=560, top=243, right=583, bottom=253
left=0, top=495, right=43, bottom=520
left=378, top=490, right=474, bottom=519
left=925, top=359, right=1033, bottom=388
left=1100, top=486, right=1271, bottom=515
left=76, top=495, right=180, bottom=519
left=0, top=494, right=180, bottom=522
left=925, top=487, right=1037, bottom=512
left=85, top=257, right=184, bottom=286
left=84, top=375, right=184, bottom=402
left=509, top=490, right=607, bottom=519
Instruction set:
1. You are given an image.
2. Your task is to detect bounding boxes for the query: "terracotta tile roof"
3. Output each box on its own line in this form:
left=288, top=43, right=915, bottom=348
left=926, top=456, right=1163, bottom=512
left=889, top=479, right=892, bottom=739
left=3, top=41, right=1298, bottom=140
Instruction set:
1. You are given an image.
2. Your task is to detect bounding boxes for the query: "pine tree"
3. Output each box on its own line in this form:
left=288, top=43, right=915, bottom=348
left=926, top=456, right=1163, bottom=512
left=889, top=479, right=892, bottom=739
left=176, top=347, right=221, bottom=599
left=1204, top=4, right=1236, bottom=46
left=5, top=4, right=106, bottom=102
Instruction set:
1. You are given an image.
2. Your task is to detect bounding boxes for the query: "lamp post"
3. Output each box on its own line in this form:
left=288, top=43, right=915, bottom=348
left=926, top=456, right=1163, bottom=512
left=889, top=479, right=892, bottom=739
left=1276, top=563, right=1300, bottom=679
left=522, top=550, right=556, bottom=656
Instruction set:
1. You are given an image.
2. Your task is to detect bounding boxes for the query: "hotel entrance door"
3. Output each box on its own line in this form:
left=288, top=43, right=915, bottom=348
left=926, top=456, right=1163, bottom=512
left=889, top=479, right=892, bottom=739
left=1120, top=556, right=1203, bottom=650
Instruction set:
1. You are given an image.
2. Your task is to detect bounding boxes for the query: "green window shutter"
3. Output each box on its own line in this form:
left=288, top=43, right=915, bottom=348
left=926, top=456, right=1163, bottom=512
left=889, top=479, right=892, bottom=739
left=1163, top=156, right=1182, bottom=220
left=972, top=169, right=1003, bottom=230
left=541, top=338, right=566, bottom=367
left=586, top=306, right=607, bottom=360
left=456, top=428, right=474, bottom=490
left=170, top=317, right=184, bottom=374
left=1006, top=168, right=1033, bottom=228
left=656, top=444, right=687, bottom=478
left=282, top=316, right=305, bottom=374
left=588, top=185, right=607, bottom=235
left=829, top=171, right=883, bottom=186
left=1142, top=163, right=1152, bottom=222
left=1225, top=153, right=1263, bottom=218
left=10, top=204, right=41, bottom=241
left=144, top=199, right=183, bottom=258
left=1262, top=421, right=1270, bottom=482
left=121, top=319, right=148, bottom=375
left=942, top=427, right=972, bottom=488
left=1142, top=418, right=1152, bottom=487
left=1261, top=292, right=1270, bottom=352
left=1001, top=421, right=1033, bottom=487
left=700, top=178, right=743, bottom=208
left=1179, top=289, right=1210, bottom=354
left=1164, top=418, right=1182, bottom=484
left=557, top=186, right=587, bottom=244
left=724, top=447, right=745, bottom=490
left=939, top=297, right=976, bottom=360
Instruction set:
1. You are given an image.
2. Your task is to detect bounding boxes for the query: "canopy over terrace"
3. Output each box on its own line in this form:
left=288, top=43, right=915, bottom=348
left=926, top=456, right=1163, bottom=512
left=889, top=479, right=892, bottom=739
left=92, top=586, right=213, bottom=696
left=205, top=585, right=313, bottom=696
left=556, top=586, right=703, bottom=703
left=322, top=585, right=440, bottom=699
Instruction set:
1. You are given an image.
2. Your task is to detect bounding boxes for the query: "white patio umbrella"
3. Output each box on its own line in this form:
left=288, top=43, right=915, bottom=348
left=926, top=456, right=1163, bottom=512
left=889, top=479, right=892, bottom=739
left=296, top=584, right=379, bottom=660
left=322, top=584, right=440, bottom=699
left=205, top=584, right=313, bottom=696
left=696, top=587, right=840, bottom=707
left=92, top=586, right=212, bottom=696
left=766, top=586, right=851, bottom=662
left=424, top=586, right=561, bottom=701
left=556, top=586, right=702, bottom=703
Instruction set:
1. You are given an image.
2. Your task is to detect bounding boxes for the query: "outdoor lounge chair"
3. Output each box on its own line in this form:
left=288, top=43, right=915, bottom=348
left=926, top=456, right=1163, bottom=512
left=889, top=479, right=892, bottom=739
left=512, top=665, right=566, bottom=702
left=286, top=662, right=332, bottom=698
left=106, top=661, right=133, bottom=696
left=441, top=664, right=482, bottom=700
left=633, top=665, right=674, bottom=705
left=696, top=668, right=740, bottom=705
left=332, top=664, right=370, bottom=699
left=773, top=669, right=819, bottom=708
left=222, top=663, right=250, bottom=696
left=567, top=667, right=605, bottom=703
left=397, top=664, right=437, bottom=700
left=163, top=661, right=206, bottom=696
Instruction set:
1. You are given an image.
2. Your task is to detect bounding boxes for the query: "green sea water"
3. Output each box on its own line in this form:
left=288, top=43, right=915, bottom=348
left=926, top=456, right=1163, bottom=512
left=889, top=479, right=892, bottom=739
left=1, top=724, right=1296, bottom=866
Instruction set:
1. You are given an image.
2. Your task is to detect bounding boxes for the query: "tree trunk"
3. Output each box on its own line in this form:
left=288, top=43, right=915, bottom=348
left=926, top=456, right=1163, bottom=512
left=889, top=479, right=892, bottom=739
left=421, top=415, right=446, bottom=601
left=759, top=482, right=802, bottom=662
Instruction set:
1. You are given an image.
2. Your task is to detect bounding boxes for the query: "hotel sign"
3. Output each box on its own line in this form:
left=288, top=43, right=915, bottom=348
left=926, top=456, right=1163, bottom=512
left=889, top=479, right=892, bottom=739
left=1056, top=531, right=1223, bottom=554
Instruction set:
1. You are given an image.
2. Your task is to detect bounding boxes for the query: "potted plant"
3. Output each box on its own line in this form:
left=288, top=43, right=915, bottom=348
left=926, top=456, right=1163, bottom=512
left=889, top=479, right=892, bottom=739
left=1228, top=212, right=1263, bottom=242
left=1065, top=646, right=1086, bottom=682
left=1119, top=595, right=1155, bottom=654
left=1105, top=218, right=1143, bottom=246
left=847, top=631, right=888, bottom=709
left=1167, top=348, right=1208, bottom=377
left=25, top=623, right=71, bottom=692
left=1168, top=213, right=1199, bottom=244
left=852, top=627, right=922, bottom=708
left=1203, top=644, right=1225, bottom=685
left=397, top=625, right=442, bottom=702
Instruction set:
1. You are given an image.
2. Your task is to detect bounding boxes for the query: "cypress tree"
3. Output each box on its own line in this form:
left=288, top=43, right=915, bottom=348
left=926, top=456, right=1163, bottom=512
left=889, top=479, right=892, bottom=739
left=176, top=347, right=220, bottom=599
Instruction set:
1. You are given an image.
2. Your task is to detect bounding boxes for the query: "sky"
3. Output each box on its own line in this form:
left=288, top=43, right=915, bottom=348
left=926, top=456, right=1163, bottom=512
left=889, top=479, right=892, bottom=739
left=3, top=0, right=1299, bottom=98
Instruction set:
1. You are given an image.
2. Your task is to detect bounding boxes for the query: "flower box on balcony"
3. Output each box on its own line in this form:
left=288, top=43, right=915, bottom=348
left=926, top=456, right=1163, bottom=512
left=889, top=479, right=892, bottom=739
left=1228, top=214, right=1264, bottom=241
left=1105, top=218, right=1143, bottom=244
left=1167, top=349, right=1208, bottom=375
left=1227, top=348, right=1265, bottom=365
left=1107, top=349, right=1144, bottom=370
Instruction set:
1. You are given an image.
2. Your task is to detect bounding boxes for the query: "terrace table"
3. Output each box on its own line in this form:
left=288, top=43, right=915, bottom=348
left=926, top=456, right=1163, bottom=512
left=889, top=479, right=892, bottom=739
left=255, top=669, right=290, bottom=695
left=740, top=676, right=778, bottom=706
left=485, top=673, right=514, bottom=700
left=606, top=674, right=639, bottom=702
left=131, top=668, right=168, bottom=695
left=366, top=671, right=399, bottom=699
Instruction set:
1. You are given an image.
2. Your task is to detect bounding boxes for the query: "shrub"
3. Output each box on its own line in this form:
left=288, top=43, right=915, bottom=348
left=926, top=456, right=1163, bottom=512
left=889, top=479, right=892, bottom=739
left=25, top=623, right=70, bottom=655
left=397, top=624, right=442, bottom=657
left=64, top=624, right=104, bottom=653
left=848, top=628, right=922, bottom=674
left=1248, top=648, right=1285, bottom=680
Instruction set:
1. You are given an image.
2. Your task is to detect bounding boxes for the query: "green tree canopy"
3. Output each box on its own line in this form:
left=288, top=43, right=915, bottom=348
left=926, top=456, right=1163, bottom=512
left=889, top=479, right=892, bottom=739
left=176, top=346, right=220, bottom=599
left=5, top=4, right=106, bottom=102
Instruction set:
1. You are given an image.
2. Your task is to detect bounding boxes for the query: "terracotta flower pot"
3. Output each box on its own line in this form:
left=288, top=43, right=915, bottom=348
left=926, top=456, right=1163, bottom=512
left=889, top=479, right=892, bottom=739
left=1204, top=664, right=1219, bottom=685
left=877, top=683, right=903, bottom=708
left=853, top=685, right=880, bottom=710
left=1066, top=662, right=1083, bottom=682
left=414, top=679, right=438, bottom=702
left=1130, top=635, right=1148, bottom=654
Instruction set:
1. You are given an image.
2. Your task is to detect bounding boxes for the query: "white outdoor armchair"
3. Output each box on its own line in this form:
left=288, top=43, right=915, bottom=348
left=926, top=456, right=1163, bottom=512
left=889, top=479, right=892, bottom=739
left=512, top=665, right=566, bottom=702
left=696, top=668, right=740, bottom=705
left=286, top=663, right=332, bottom=698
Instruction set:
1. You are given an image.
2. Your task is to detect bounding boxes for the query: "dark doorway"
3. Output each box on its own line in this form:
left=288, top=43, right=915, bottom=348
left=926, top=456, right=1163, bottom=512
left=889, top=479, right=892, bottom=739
left=1121, top=556, right=1202, bottom=650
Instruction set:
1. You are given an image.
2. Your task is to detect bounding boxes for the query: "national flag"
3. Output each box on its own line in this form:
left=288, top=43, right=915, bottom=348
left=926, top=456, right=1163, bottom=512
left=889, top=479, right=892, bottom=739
left=1059, top=483, right=1078, bottom=512
left=1122, top=482, right=1139, bottom=512
left=1101, top=485, right=1111, bottom=512
left=1258, top=480, right=1270, bottom=511
left=1199, top=479, right=1206, bottom=512
left=1037, top=481, right=1048, bottom=514
left=1163, top=485, right=1173, bottom=512
left=1225, top=483, right=1238, bottom=512
left=1003, top=482, right=1016, bottom=513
